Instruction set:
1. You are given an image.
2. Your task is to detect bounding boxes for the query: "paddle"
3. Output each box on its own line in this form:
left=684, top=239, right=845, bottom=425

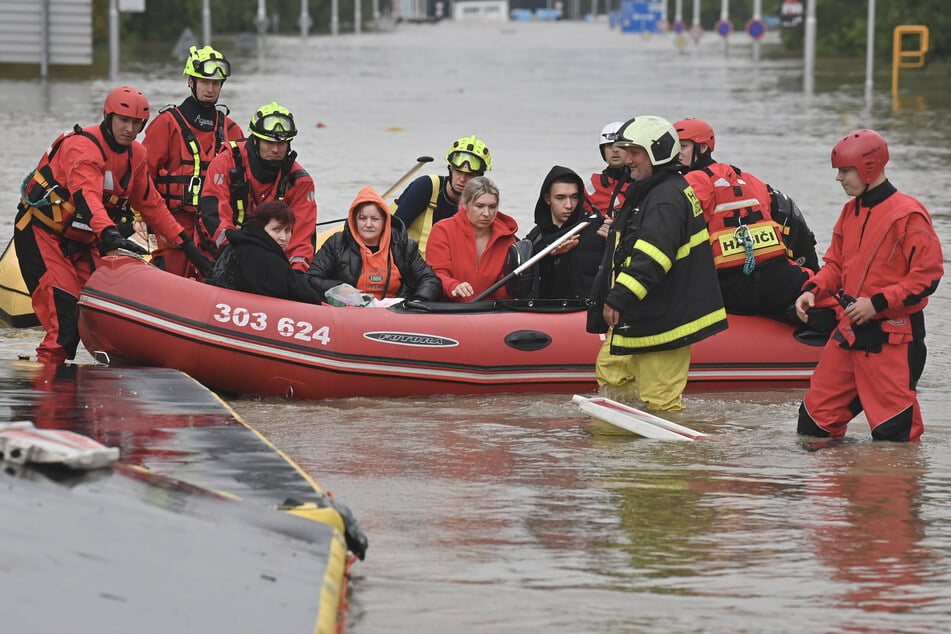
left=314, top=155, right=435, bottom=228
left=470, top=214, right=597, bottom=302
left=382, top=155, right=435, bottom=199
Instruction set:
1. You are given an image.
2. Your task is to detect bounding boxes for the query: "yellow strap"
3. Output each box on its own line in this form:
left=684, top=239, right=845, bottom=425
left=405, top=174, right=441, bottom=257
left=16, top=204, right=73, bottom=234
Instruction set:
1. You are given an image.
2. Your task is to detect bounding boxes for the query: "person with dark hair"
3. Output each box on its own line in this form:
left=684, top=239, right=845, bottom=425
left=200, top=101, right=317, bottom=273
left=588, top=115, right=727, bottom=412
left=517, top=165, right=605, bottom=300
left=205, top=200, right=322, bottom=303
left=587, top=121, right=629, bottom=218
left=307, top=187, right=440, bottom=302
left=794, top=129, right=943, bottom=442
left=144, top=45, right=243, bottom=279
left=14, top=86, right=211, bottom=364
left=426, top=176, right=518, bottom=302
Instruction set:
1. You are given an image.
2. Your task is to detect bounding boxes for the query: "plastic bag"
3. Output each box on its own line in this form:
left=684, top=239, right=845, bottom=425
left=325, top=283, right=374, bottom=307
left=324, top=283, right=405, bottom=308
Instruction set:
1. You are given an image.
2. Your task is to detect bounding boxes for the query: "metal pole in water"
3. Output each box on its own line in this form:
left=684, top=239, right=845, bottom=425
left=864, top=0, right=876, bottom=107
left=300, top=0, right=311, bottom=40
left=804, top=0, right=816, bottom=95
left=202, top=0, right=211, bottom=45
left=109, top=0, right=119, bottom=79
left=40, top=0, right=50, bottom=79
left=720, top=0, right=729, bottom=56
left=257, top=0, right=268, bottom=51
left=752, top=0, right=761, bottom=62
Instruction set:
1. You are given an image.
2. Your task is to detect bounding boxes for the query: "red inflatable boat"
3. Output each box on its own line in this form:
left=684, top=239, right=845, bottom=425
left=78, top=255, right=823, bottom=400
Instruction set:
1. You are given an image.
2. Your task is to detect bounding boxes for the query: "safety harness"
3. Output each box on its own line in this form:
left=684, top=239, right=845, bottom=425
left=400, top=174, right=441, bottom=255
left=154, top=105, right=227, bottom=210
left=226, top=140, right=303, bottom=228
left=17, top=125, right=133, bottom=242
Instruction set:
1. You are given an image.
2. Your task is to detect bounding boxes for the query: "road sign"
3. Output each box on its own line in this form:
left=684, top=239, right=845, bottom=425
left=715, top=19, right=733, bottom=38
left=746, top=18, right=766, bottom=40
left=689, top=23, right=704, bottom=42
left=672, top=20, right=685, bottom=34
left=656, top=18, right=670, bottom=32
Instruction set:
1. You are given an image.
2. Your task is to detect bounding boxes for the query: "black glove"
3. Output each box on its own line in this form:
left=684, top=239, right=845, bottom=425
left=179, top=231, right=213, bottom=276
left=98, top=225, right=148, bottom=256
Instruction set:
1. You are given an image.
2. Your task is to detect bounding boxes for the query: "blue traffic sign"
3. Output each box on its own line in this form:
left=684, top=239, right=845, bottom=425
left=746, top=18, right=766, bottom=40
left=715, top=19, right=733, bottom=38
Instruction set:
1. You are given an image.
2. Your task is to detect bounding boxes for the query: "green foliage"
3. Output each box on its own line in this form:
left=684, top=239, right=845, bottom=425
left=100, top=0, right=947, bottom=60
left=105, top=0, right=377, bottom=43
left=779, top=0, right=948, bottom=59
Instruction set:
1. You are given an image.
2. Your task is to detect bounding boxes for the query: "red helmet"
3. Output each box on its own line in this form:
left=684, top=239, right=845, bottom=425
left=831, top=130, right=889, bottom=184
left=674, top=118, right=715, bottom=152
left=104, top=86, right=150, bottom=123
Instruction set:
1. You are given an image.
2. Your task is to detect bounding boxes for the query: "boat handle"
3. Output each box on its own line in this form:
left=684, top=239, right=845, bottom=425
left=504, top=329, right=552, bottom=352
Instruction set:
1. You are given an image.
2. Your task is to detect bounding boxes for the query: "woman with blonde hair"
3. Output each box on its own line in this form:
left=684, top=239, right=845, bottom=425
left=426, top=176, right=518, bottom=302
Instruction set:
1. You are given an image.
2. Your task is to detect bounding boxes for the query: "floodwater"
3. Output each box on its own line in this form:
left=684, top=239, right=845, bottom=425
left=3, top=19, right=951, bottom=633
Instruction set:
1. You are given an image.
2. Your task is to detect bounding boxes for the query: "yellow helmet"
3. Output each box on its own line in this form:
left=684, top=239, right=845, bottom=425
left=183, top=45, right=231, bottom=80
left=446, top=135, right=492, bottom=173
left=615, top=116, right=681, bottom=166
left=248, top=102, right=297, bottom=142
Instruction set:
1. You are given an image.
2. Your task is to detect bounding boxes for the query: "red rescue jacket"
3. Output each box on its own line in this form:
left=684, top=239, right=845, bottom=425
left=200, top=140, right=317, bottom=272
left=143, top=102, right=243, bottom=212
left=18, top=122, right=184, bottom=246
left=806, top=183, right=943, bottom=343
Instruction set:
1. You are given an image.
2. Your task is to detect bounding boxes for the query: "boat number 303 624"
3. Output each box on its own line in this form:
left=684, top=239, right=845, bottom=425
left=212, top=303, right=331, bottom=344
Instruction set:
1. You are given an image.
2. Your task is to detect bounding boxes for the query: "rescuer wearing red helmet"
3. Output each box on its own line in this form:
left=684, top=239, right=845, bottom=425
left=794, top=130, right=944, bottom=442
left=14, top=86, right=211, bottom=364
left=674, top=117, right=824, bottom=325
left=143, top=45, right=244, bottom=279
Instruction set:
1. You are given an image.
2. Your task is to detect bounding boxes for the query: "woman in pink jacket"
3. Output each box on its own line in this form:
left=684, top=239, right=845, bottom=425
left=426, top=176, right=518, bottom=301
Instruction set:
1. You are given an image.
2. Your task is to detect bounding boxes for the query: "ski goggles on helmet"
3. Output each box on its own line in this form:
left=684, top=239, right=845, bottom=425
left=193, top=58, right=231, bottom=79
left=447, top=151, right=486, bottom=174
left=251, top=113, right=297, bottom=141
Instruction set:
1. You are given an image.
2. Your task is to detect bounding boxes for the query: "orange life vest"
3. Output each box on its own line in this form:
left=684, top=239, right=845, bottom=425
left=686, top=163, right=788, bottom=271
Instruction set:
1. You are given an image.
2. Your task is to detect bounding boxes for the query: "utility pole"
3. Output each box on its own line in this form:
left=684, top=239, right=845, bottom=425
left=203, top=0, right=211, bottom=45
left=109, top=0, right=119, bottom=79
left=803, top=0, right=816, bottom=95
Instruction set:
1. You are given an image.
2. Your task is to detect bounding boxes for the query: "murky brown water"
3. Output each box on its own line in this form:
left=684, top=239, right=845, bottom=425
left=2, top=19, right=951, bottom=633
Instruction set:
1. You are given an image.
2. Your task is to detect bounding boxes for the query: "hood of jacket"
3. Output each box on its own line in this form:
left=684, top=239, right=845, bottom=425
left=534, top=165, right=588, bottom=230
left=346, top=186, right=394, bottom=252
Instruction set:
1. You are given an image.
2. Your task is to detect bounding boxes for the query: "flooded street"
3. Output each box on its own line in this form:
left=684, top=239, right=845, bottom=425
left=2, top=18, right=951, bottom=633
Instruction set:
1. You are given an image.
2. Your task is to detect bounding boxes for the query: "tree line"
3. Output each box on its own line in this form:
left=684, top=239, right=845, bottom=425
left=96, top=0, right=947, bottom=59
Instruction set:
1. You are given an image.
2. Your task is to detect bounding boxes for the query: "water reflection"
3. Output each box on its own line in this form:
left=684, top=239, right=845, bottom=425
left=800, top=445, right=938, bottom=614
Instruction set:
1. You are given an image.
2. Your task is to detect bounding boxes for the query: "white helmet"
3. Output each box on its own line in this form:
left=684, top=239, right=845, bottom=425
left=598, top=121, right=624, bottom=160
left=599, top=121, right=624, bottom=145
left=615, top=115, right=681, bottom=166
